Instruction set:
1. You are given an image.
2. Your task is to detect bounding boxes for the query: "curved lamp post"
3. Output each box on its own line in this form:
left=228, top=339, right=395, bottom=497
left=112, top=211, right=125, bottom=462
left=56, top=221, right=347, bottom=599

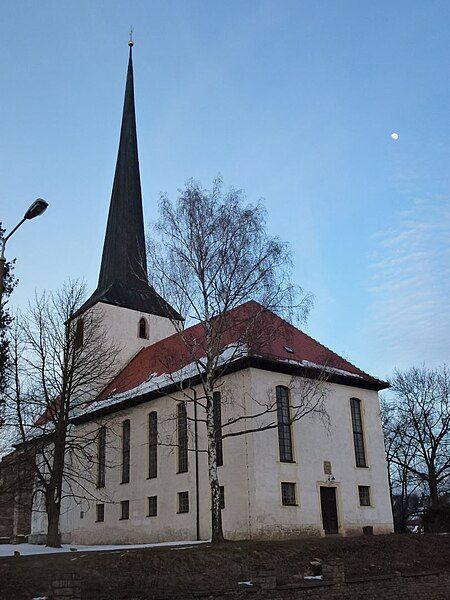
left=0, top=199, right=48, bottom=298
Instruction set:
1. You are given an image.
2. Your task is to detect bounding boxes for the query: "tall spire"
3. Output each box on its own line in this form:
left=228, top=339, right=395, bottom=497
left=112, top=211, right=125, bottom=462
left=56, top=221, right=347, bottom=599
left=74, top=42, right=181, bottom=321
left=98, top=41, right=147, bottom=291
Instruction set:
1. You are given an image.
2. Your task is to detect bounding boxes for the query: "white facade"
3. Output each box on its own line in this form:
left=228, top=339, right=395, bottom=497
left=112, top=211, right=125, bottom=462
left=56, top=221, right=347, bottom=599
left=66, top=369, right=393, bottom=544
left=29, top=305, right=393, bottom=544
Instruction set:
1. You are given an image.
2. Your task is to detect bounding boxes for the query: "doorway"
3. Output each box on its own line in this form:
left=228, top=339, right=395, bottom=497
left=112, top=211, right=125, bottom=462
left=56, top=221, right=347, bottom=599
left=320, top=486, right=339, bottom=534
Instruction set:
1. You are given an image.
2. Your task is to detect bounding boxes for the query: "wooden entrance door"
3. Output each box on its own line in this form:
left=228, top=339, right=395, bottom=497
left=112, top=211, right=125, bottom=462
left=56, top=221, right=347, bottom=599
left=320, top=487, right=339, bottom=534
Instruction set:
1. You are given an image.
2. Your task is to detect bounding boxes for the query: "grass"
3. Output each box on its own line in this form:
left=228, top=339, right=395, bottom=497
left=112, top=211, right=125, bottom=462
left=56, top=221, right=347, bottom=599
left=0, top=533, right=449, bottom=599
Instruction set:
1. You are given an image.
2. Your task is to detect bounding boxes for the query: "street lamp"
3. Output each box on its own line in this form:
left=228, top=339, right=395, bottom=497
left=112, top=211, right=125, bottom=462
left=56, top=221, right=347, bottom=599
left=0, top=199, right=48, bottom=298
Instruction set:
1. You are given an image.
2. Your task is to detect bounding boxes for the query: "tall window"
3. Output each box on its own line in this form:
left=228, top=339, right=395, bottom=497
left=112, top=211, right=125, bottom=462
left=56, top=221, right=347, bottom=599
left=97, top=426, right=106, bottom=488
left=148, top=411, right=158, bottom=479
left=122, top=419, right=131, bottom=483
left=350, top=398, right=367, bottom=467
left=138, top=317, right=148, bottom=339
left=213, top=392, right=223, bottom=467
left=276, top=386, right=293, bottom=462
left=74, top=318, right=84, bottom=350
left=177, top=403, right=188, bottom=473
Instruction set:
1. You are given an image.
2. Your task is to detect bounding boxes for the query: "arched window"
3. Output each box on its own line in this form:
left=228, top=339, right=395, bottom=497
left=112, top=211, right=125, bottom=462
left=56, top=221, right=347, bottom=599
left=177, top=402, right=188, bottom=473
left=74, top=318, right=84, bottom=350
left=138, top=317, right=148, bottom=339
left=122, top=419, right=131, bottom=484
left=97, top=425, right=106, bottom=488
left=350, top=398, right=367, bottom=467
left=148, top=412, right=158, bottom=479
left=276, top=386, right=293, bottom=462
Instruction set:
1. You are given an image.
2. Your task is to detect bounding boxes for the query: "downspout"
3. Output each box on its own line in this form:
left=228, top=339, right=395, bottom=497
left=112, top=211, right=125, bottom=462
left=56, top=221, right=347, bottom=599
left=191, top=387, right=200, bottom=541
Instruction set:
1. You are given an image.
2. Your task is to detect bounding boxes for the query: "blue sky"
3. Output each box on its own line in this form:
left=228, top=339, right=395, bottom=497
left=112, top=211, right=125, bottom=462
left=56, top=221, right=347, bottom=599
left=1, top=1, right=449, bottom=380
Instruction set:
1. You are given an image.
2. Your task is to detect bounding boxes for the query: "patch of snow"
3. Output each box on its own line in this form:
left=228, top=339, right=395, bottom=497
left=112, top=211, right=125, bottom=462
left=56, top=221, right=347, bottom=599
left=304, top=575, right=323, bottom=580
left=83, top=343, right=248, bottom=416
left=238, top=581, right=253, bottom=586
left=0, top=540, right=206, bottom=557
left=300, top=360, right=362, bottom=378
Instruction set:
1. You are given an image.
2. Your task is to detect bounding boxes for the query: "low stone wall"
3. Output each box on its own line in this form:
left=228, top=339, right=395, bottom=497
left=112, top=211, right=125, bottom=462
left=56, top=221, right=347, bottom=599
left=51, top=573, right=82, bottom=600
left=197, top=572, right=450, bottom=600
left=46, top=566, right=449, bottom=600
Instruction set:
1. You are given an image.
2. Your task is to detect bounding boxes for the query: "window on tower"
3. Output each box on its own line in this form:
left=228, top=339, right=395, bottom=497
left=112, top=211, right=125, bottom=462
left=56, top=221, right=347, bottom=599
left=74, top=318, right=84, bottom=350
left=138, top=317, right=148, bottom=339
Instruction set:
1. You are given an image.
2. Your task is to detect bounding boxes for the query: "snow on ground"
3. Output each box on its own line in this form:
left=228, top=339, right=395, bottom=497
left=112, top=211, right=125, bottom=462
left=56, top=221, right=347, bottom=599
left=0, top=540, right=206, bottom=557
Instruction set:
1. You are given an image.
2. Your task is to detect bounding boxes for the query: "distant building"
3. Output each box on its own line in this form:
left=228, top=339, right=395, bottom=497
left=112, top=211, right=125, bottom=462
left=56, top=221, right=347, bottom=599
left=29, top=45, right=393, bottom=544
left=0, top=448, right=33, bottom=542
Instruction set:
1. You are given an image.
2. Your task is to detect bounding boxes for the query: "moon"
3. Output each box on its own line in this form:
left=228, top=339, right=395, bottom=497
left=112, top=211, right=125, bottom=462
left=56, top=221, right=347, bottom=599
left=391, top=132, right=399, bottom=140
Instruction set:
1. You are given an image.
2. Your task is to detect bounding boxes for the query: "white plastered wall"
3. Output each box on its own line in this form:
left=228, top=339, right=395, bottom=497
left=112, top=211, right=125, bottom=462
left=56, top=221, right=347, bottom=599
left=95, top=302, right=180, bottom=370
left=246, top=368, right=393, bottom=538
left=69, top=368, right=393, bottom=545
left=70, top=370, right=253, bottom=545
left=28, top=303, right=180, bottom=544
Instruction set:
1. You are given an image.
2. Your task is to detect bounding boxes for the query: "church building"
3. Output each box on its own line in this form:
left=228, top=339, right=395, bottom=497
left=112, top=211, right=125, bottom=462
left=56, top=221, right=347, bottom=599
left=29, top=44, right=394, bottom=544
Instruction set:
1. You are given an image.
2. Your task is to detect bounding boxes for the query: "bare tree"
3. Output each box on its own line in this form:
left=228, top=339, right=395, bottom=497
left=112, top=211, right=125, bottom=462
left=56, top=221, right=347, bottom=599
left=146, top=178, right=327, bottom=543
left=381, top=399, right=423, bottom=532
left=5, top=281, right=120, bottom=547
left=383, top=365, right=449, bottom=510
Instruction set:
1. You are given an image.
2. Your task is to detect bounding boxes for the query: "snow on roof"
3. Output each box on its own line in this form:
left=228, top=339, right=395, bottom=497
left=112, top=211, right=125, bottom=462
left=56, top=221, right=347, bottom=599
left=83, top=342, right=247, bottom=416
left=74, top=301, right=386, bottom=421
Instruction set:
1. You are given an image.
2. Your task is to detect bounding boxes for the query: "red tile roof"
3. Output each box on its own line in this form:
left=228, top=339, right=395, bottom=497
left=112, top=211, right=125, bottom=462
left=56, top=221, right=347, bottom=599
left=99, top=301, right=386, bottom=405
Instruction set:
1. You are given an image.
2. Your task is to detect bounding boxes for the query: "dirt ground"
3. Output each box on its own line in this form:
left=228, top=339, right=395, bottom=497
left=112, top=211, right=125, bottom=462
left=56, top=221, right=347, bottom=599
left=0, top=534, right=449, bottom=600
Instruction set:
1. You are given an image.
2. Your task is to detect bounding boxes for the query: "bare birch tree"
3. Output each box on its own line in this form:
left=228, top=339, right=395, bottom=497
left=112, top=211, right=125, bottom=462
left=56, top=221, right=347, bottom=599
left=5, top=281, right=120, bottom=547
left=146, top=178, right=327, bottom=543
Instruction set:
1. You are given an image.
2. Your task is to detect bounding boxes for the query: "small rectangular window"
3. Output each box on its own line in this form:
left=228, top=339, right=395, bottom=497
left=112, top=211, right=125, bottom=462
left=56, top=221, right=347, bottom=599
left=350, top=398, right=367, bottom=467
left=281, top=482, right=297, bottom=506
left=122, top=419, right=131, bottom=483
left=97, top=426, right=106, bottom=488
left=177, top=403, right=188, bottom=473
left=148, top=496, right=157, bottom=517
left=213, top=392, right=223, bottom=467
left=120, top=500, right=129, bottom=520
left=96, top=503, right=104, bottom=522
left=148, top=412, right=158, bottom=479
left=178, top=491, right=189, bottom=513
left=358, top=486, right=371, bottom=506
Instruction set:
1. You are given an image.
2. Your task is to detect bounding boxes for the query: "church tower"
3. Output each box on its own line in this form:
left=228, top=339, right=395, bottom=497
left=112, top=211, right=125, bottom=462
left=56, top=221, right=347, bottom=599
left=75, top=41, right=182, bottom=366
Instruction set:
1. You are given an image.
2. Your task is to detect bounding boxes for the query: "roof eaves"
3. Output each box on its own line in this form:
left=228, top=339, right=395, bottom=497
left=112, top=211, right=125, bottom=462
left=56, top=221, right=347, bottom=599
left=72, top=356, right=388, bottom=425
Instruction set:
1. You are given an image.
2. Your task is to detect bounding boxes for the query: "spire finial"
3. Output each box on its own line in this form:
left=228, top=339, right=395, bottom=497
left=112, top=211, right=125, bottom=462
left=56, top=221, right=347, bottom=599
left=128, top=26, right=134, bottom=47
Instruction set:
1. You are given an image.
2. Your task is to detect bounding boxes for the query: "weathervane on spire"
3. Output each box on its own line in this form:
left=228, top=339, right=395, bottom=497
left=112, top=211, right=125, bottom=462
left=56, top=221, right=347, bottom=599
left=129, top=26, right=134, bottom=47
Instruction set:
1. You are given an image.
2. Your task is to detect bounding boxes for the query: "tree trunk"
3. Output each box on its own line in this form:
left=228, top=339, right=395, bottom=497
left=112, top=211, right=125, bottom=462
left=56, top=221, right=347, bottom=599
left=428, top=472, right=439, bottom=507
left=206, top=395, right=224, bottom=544
left=46, top=498, right=61, bottom=548
left=210, top=474, right=224, bottom=544
left=45, top=421, right=67, bottom=548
